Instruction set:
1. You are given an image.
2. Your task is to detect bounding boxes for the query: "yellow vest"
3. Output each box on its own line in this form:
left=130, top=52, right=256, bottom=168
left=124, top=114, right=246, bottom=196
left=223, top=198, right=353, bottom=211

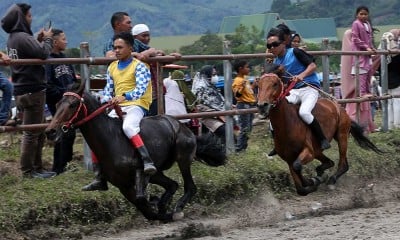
left=108, top=59, right=152, bottom=110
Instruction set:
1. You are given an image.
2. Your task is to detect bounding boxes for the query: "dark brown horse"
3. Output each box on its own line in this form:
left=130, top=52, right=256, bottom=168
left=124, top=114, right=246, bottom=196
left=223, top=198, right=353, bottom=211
left=257, top=72, right=382, bottom=196
left=45, top=80, right=226, bottom=222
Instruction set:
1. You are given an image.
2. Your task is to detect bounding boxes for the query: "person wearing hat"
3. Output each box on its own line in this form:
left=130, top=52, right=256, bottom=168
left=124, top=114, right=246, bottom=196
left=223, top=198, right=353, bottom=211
left=163, top=70, right=190, bottom=123
left=132, top=23, right=181, bottom=116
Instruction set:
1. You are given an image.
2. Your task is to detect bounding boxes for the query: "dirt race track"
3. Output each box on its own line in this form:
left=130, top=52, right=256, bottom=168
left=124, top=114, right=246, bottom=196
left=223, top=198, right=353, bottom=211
left=84, top=175, right=400, bottom=240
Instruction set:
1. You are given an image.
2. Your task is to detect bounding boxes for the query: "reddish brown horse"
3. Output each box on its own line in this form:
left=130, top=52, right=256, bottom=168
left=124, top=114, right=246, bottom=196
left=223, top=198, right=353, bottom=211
left=257, top=72, right=382, bottom=196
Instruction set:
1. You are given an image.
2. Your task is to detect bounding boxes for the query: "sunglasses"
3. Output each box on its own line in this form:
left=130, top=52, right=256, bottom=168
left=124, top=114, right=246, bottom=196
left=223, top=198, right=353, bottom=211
left=266, top=41, right=282, bottom=49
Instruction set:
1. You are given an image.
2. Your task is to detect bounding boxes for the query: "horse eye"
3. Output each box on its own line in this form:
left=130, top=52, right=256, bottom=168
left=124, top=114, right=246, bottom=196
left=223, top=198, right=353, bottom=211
left=69, top=101, right=79, bottom=109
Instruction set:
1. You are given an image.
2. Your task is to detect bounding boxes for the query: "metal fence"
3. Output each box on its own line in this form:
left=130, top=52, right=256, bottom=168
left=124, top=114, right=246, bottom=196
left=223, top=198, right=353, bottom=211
left=1, top=40, right=399, bottom=154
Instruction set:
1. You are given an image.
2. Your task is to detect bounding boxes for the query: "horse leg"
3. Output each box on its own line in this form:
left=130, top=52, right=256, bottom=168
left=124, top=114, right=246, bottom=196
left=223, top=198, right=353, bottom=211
left=119, top=187, right=173, bottom=222
left=328, top=132, right=350, bottom=185
left=148, top=172, right=179, bottom=215
left=171, top=130, right=197, bottom=219
left=174, top=167, right=196, bottom=217
left=292, top=149, right=316, bottom=188
left=327, top=119, right=351, bottom=185
left=288, top=164, right=317, bottom=196
left=313, top=153, right=335, bottom=184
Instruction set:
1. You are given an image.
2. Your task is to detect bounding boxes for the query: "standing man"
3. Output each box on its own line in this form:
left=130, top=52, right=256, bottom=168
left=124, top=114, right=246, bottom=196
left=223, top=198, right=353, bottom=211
left=1, top=3, right=56, bottom=178
left=104, top=12, right=132, bottom=58
left=132, top=23, right=182, bottom=116
left=45, top=29, right=78, bottom=175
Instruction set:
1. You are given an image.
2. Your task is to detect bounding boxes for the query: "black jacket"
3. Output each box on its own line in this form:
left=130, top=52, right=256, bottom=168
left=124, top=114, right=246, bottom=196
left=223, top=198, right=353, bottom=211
left=45, top=52, right=77, bottom=112
left=1, top=4, right=53, bottom=95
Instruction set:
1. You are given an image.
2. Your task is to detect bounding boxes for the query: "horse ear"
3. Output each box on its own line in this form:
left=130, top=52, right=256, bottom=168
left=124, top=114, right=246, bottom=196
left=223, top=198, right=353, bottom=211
left=265, top=63, right=284, bottom=78
left=75, top=78, right=86, bottom=94
left=276, top=65, right=285, bottom=77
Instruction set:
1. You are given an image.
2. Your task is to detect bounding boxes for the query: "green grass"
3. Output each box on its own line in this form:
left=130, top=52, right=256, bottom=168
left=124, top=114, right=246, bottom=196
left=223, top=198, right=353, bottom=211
left=0, top=119, right=398, bottom=239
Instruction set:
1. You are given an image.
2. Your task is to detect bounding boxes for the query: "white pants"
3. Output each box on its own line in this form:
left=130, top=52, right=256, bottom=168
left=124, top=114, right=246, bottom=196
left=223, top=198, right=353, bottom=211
left=285, top=86, right=319, bottom=124
left=108, top=105, right=145, bottom=138
left=388, top=86, right=400, bottom=129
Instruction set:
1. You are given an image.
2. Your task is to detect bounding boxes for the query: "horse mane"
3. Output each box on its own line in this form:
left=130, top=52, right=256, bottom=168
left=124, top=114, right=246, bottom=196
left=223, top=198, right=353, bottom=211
left=264, top=63, right=285, bottom=78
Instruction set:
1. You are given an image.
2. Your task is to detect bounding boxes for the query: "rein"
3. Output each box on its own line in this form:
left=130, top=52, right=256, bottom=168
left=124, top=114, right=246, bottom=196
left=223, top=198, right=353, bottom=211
left=284, top=70, right=338, bottom=102
left=61, top=92, right=123, bottom=132
left=260, top=73, right=297, bottom=106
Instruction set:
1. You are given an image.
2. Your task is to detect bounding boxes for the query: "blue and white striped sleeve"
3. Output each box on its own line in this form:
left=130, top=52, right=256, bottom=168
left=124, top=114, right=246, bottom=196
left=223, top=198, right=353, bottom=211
left=124, top=62, right=151, bottom=101
left=101, top=68, right=115, bottom=103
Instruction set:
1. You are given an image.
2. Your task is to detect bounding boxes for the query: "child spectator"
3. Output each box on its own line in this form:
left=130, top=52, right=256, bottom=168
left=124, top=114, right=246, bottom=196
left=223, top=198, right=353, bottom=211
left=232, top=60, right=256, bottom=152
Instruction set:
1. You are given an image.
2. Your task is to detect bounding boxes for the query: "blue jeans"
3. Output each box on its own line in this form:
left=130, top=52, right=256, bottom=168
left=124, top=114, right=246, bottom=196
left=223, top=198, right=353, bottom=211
left=0, top=72, right=13, bottom=124
left=236, top=102, right=255, bottom=150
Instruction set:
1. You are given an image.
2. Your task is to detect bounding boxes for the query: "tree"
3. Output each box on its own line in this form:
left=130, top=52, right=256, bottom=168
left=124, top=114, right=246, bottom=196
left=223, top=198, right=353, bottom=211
left=179, top=33, right=224, bottom=71
left=270, top=0, right=291, bottom=13
left=225, top=24, right=266, bottom=74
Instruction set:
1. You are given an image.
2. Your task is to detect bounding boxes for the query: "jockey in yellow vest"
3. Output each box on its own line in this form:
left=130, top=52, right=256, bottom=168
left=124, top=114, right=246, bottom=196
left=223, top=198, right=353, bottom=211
left=102, top=31, right=156, bottom=175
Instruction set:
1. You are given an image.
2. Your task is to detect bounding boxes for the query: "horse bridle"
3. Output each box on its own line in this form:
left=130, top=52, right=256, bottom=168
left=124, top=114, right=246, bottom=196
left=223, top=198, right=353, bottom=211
left=61, top=92, right=122, bottom=132
left=259, top=73, right=296, bottom=106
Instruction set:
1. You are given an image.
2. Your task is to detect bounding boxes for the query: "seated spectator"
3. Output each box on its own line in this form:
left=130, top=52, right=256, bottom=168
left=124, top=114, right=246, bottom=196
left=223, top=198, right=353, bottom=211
left=192, top=65, right=226, bottom=139
left=163, top=70, right=190, bottom=123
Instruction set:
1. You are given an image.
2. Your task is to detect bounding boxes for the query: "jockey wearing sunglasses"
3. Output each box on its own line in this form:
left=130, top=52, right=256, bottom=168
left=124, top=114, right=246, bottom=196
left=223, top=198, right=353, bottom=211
left=266, top=27, right=331, bottom=152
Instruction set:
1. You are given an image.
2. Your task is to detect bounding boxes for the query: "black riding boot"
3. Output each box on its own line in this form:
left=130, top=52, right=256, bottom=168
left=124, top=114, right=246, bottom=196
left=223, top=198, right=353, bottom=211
left=309, top=118, right=331, bottom=150
left=82, top=163, right=108, bottom=191
left=131, top=135, right=157, bottom=175
left=136, top=145, right=157, bottom=175
left=268, top=129, right=277, bottom=156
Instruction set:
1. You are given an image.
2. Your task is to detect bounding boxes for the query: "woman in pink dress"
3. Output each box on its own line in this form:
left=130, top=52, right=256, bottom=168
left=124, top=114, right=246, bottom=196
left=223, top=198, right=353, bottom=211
left=347, top=5, right=377, bottom=133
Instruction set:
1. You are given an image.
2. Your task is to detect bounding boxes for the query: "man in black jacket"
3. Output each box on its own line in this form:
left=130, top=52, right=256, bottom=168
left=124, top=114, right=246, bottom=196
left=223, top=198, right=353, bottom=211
left=45, top=28, right=78, bottom=175
left=1, top=3, right=56, bottom=178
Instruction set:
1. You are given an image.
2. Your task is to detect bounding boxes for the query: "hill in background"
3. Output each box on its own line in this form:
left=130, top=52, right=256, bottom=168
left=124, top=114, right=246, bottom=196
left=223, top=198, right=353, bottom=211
left=0, top=0, right=273, bottom=56
left=0, top=0, right=399, bottom=56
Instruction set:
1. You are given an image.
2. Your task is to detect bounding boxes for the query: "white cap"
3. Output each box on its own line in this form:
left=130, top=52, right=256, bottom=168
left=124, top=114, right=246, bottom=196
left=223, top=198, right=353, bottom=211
left=132, top=24, right=150, bottom=36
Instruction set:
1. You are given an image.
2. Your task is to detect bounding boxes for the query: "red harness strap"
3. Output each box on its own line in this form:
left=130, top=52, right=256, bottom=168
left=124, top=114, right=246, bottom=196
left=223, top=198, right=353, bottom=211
left=61, top=92, right=124, bottom=131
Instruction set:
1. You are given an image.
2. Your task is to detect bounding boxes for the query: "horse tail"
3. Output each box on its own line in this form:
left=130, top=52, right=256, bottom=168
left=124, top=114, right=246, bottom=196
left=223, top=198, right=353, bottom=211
left=195, top=132, right=226, bottom=167
left=350, top=121, right=383, bottom=153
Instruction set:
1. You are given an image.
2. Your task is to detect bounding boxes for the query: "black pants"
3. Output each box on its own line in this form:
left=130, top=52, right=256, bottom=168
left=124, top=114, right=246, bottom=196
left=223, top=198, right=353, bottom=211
left=52, top=129, right=76, bottom=174
left=47, top=100, right=76, bottom=174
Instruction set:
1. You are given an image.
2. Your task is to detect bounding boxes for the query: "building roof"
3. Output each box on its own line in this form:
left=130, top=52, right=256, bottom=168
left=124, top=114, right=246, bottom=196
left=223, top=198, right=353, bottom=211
left=219, top=13, right=338, bottom=42
left=284, top=18, right=338, bottom=42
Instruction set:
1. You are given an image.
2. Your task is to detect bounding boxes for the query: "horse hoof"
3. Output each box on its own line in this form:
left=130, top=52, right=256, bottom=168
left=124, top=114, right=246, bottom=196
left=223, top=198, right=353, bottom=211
left=327, top=184, right=336, bottom=190
left=173, top=211, right=184, bottom=221
left=320, top=172, right=329, bottom=183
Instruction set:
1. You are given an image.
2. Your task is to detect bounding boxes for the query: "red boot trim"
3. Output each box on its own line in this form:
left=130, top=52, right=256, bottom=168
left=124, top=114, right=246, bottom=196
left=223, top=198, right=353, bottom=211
left=91, top=151, right=99, bottom=164
left=130, top=134, right=144, bottom=148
